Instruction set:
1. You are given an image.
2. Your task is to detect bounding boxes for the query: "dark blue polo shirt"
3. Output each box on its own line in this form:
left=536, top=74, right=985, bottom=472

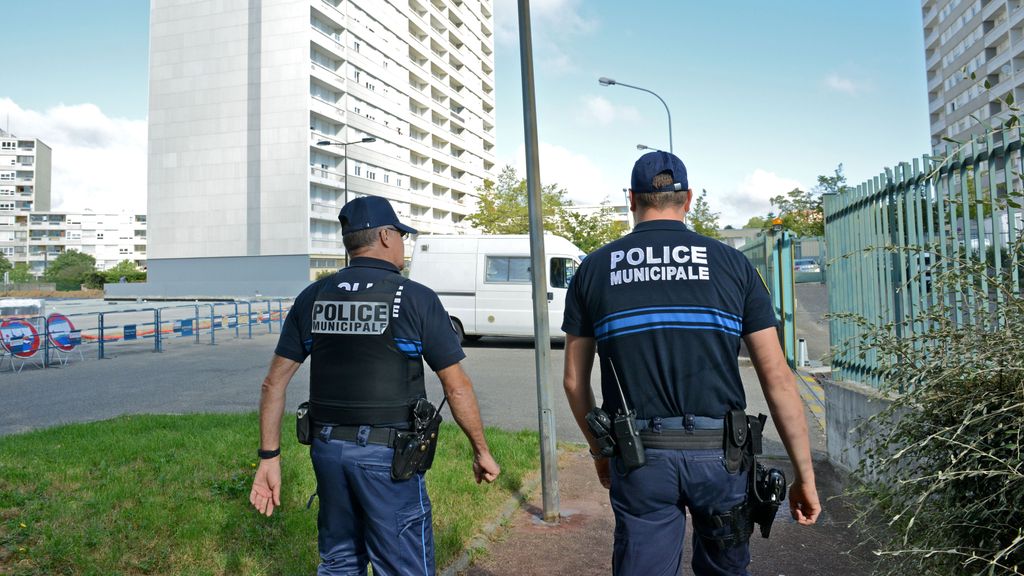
left=276, top=257, right=465, bottom=371
left=562, top=220, right=777, bottom=419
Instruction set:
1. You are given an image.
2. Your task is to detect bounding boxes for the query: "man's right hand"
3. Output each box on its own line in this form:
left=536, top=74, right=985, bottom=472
left=788, top=479, right=821, bottom=525
left=250, top=458, right=282, bottom=517
left=473, top=451, right=500, bottom=484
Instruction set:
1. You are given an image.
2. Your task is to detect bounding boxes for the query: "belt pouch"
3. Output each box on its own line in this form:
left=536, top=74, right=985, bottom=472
left=723, top=409, right=748, bottom=474
left=296, top=402, right=312, bottom=446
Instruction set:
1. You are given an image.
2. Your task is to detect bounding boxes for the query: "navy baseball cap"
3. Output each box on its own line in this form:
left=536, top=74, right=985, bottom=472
left=630, top=151, right=689, bottom=193
left=338, top=196, right=418, bottom=236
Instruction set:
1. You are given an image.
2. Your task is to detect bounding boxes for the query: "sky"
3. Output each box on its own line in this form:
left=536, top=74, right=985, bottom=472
left=0, top=0, right=931, bottom=227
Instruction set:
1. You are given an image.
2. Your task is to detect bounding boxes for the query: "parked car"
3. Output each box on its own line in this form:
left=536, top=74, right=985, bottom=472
left=794, top=258, right=820, bottom=273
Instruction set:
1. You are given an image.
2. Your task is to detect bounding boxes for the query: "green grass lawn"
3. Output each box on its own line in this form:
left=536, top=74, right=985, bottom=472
left=0, top=414, right=539, bottom=575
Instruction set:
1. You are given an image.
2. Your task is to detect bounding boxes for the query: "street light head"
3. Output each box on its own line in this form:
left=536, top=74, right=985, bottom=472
left=598, top=77, right=616, bottom=86
left=361, top=137, right=377, bottom=143
left=636, top=144, right=650, bottom=151
left=316, top=140, right=331, bottom=146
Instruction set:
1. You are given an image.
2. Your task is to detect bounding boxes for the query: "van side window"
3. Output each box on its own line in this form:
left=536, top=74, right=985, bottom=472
left=485, top=256, right=531, bottom=283
left=550, top=258, right=578, bottom=289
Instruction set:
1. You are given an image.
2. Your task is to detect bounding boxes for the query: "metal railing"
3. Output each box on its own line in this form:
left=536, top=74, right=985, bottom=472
left=0, top=299, right=293, bottom=372
left=823, top=133, right=1024, bottom=389
left=740, top=230, right=797, bottom=368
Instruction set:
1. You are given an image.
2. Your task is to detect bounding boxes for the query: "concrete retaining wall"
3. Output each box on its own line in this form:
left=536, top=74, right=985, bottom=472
left=821, top=378, right=892, bottom=474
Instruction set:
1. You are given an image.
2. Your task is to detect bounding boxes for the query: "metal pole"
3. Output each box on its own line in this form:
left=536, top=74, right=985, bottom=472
left=343, top=143, right=349, bottom=268
left=209, top=304, right=216, bottom=345
left=98, top=312, right=105, bottom=360
left=234, top=302, right=240, bottom=339
left=155, top=309, right=162, bottom=352
left=518, top=0, right=560, bottom=524
left=43, top=315, right=50, bottom=368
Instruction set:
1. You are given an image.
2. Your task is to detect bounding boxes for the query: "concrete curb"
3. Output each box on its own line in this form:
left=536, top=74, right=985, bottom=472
left=441, top=468, right=544, bottom=576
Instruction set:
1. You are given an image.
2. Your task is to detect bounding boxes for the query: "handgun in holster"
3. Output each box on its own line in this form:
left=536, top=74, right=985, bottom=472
left=390, top=397, right=444, bottom=481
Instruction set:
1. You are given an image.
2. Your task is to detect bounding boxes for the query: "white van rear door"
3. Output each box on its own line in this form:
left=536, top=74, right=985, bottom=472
left=547, top=256, right=579, bottom=338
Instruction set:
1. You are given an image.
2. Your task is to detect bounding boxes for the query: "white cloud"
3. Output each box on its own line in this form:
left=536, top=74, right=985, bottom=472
left=580, top=95, right=641, bottom=126
left=0, top=98, right=146, bottom=214
left=494, top=0, right=597, bottom=46
left=714, top=169, right=803, bottom=227
left=506, top=141, right=621, bottom=206
left=824, top=72, right=862, bottom=95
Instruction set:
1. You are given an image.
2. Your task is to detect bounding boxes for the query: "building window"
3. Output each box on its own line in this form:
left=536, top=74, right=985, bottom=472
left=353, top=40, right=361, bottom=52
left=396, top=177, right=403, bottom=187
left=0, top=142, right=14, bottom=150
left=384, top=174, right=390, bottom=184
left=0, top=202, right=13, bottom=211
left=119, top=248, right=129, bottom=254
left=367, top=170, right=376, bottom=180
left=97, top=233, right=104, bottom=240
left=354, top=165, right=361, bottom=176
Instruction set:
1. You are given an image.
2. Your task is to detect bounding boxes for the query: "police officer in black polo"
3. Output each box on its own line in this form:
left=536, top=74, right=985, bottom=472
left=562, top=151, right=820, bottom=575
left=250, top=195, right=500, bottom=576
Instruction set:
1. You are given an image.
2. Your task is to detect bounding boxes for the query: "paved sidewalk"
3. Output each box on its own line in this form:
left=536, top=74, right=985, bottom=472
left=452, top=362, right=879, bottom=576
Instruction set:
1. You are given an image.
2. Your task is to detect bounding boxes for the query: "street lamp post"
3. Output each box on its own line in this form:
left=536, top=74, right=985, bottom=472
left=599, top=77, right=673, bottom=154
left=316, top=136, right=376, bottom=265
left=636, top=143, right=658, bottom=152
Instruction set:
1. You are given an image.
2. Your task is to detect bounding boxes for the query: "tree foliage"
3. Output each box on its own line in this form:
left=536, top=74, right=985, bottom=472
left=561, top=207, right=628, bottom=254
left=845, top=240, right=1024, bottom=576
left=687, top=189, right=722, bottom=239
left=468, top=165, right=626, bottom=253
left=9, top=263, right=33, bottom=283
left=761, top=164, right=848, bottom=237
left=0, top=254, right=11, bottom=277
left=103, top=260, right=146, bottom=284
left=42, top=250, right=97, bottom=283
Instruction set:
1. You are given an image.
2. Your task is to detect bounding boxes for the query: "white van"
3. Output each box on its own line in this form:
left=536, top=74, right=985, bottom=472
left=408, top=234, right=584, bottom=341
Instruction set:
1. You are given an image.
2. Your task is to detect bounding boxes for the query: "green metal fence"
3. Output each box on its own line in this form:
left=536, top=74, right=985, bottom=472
left=823, top=133, right=1024, bottom=389
left=739, top=230, right=796, bottom=368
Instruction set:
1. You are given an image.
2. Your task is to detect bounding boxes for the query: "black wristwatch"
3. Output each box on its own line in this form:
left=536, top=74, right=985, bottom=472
left=257, top=447, right=281, bottom=459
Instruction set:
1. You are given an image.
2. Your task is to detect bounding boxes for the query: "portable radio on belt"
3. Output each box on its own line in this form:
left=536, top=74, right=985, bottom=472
left=390, top=397, right=445, bottom=481
left=608, top=361, right=646, bottom=472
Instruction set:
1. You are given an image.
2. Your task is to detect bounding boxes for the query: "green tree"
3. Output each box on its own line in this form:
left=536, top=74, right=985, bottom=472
left=42, top=250, right=97, bottom=283
left=466, top=166, right=570, bottom=234
left=103, top=260, right=146, bottom=284
left=743, top=216, right=767, bottom=230
left=0, top=254, right=11, bottom=278
left=467, top=165, right=626, bottom=253
left=687, top=189, right=722, bottom=239
left=9, top=263, right=33, bottom=283
left=561, top=205, right=628, bottom=253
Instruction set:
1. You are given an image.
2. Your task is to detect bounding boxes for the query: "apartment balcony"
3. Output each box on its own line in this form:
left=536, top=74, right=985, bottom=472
left=316, top=0, right=347, bottom=27
left=310, top=61, right=348, bottom=94
left=310, top=202, right=340, bottom=221
left=310, top=96, right=347, bottom=121
left=310, top=165, right=344, bottom=183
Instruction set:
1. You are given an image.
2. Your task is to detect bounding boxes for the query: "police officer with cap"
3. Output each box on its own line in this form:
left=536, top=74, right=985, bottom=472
left=562, top=151, right=820, bottom=575
left=250, top=195, right=500, bottom=575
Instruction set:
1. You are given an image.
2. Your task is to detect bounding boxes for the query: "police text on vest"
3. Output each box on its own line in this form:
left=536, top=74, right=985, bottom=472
left=312, top=301, right=390, bottom=334
left=608, top=245, right=710, bottom=286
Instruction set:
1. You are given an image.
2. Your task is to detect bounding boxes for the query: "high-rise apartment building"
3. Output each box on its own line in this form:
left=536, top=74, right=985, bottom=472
left=923, top=0, right=1024, bottom=148
left=141, top=0, right=496, bottom=297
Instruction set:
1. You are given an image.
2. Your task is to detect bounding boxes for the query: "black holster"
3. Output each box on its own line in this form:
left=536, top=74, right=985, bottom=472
left=390, top=398, right=442, bottom=481
left=700, top=410, right=784, bottom=547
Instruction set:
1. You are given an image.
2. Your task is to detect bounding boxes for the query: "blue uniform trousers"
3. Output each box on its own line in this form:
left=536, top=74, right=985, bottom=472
left=310, top=432, right=434, bottom=576
left=609, top=448, right=751, bottom=576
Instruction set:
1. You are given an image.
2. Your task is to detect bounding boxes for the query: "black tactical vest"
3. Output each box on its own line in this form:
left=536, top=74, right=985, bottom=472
left=309, top=273, right=425, bottom=425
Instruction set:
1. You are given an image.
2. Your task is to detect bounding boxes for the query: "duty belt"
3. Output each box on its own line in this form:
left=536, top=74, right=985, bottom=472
left=315, top=425, right=405, bottom=447
left=639, top=428, right=723, bottom=450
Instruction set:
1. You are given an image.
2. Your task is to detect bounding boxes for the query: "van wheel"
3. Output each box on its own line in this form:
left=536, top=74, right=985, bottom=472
left=451, top=317, right=467, bottom=344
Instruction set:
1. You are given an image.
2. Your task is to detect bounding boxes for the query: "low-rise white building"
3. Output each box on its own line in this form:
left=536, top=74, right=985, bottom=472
left=1, top=129, right=147, bottom=277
